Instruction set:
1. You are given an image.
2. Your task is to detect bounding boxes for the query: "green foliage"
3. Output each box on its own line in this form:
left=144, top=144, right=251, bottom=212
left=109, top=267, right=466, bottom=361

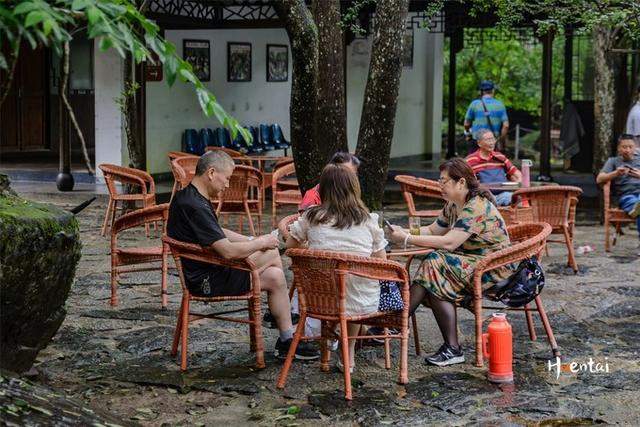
left=0, top=0, right=250, bottom=143
left=467, top=0, right=640, bottom=41
left=444, top=29, right=565, bottom=122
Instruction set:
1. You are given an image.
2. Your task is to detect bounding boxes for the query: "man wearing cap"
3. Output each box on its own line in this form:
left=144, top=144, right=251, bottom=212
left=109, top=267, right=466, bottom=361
left=464, top=80, right=509, bottom=153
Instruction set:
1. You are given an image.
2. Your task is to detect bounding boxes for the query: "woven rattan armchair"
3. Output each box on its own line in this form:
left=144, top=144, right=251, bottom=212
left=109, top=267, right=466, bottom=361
left=216, top=165, right=263, bottom=235
left=162, top=236, right=266, bottom=370
left=168, top=152, right=197, bottom=201
left=394, top=175, right=444, bottom=220
left=277, top=213, right=300, bottom=242
left=271, top=162, right=302, bottom=228
left=512, top=186, right=582, bottom=272
left=276, top=249, right=410, bottom=400
left=99, top=164, right=157, bottom=237
left=169, top=156, right=199, bottom=202
left=602, top=181, right=635, bottom=252
left=110, top=204, right=170, bottom=307
left=469, top=222, right=557, bottom=367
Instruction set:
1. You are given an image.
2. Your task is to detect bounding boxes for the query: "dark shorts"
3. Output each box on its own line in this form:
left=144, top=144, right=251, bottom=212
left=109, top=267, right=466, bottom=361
left=187, top=267, right=251, bottom=297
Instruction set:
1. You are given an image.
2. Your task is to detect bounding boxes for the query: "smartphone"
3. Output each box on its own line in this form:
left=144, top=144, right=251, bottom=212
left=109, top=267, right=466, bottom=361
left=383, top=219, right=393, bottom=229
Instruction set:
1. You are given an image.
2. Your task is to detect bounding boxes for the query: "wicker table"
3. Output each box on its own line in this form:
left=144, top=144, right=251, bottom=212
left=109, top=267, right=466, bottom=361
left=386, top=244, right=433, bottom=355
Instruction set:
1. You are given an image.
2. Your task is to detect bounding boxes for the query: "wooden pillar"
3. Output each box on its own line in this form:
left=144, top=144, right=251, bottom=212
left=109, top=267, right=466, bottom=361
left=563, top=28, right=573, bottom=103
left=538, top=31, right=554, bottom=180
left=446, top=29, right=463, bottom=158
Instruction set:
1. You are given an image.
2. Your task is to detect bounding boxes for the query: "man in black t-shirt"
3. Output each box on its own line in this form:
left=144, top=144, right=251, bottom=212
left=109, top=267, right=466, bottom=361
left=167, top=150, right=318, bottom=360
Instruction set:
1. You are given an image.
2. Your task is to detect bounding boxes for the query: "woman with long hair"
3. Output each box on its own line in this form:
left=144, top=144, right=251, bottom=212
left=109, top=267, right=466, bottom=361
left=286, top=163, right=399, bottom=372
left=387, top=158, right=513, bottom=366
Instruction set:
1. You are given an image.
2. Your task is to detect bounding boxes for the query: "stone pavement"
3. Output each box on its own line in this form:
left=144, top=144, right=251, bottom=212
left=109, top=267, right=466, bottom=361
left=8, top=189, right=640, bottom=426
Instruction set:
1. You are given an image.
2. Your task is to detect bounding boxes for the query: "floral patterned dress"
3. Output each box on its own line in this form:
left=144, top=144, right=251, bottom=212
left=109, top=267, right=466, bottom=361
left=413, top=195, right=514, bottom=304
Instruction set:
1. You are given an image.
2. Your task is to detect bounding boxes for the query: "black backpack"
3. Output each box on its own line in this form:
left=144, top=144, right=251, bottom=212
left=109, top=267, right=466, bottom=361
left=488, top=257, right=545, bottom=307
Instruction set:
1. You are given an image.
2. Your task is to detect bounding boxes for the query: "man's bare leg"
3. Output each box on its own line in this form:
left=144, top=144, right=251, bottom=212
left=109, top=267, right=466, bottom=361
left=248, top=249, right=292, bottom=332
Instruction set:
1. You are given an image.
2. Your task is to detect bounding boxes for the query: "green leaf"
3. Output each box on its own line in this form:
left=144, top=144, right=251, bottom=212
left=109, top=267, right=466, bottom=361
left=286, top=405, right=300, bottom=415
left=71, top=0, right=90, bottom=11
left=24, top=11, right=46, bottom=28
left=179, top=68, right=197, bottom=84
left=13, top=2, right=39, bottom=15
left=86, top=6, right=102, bottom=25
left=42, top=19, right=53, bottom=37
left=98, top=37, right=113, bottom=51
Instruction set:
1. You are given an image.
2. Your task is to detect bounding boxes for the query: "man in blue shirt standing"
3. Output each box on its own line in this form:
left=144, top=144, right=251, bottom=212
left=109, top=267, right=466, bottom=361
left=464, top=80, right=509, bottom=153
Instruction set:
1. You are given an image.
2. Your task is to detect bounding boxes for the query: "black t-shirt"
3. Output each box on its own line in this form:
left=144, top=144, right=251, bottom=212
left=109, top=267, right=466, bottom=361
left=167, top=184, right=227, bottom=286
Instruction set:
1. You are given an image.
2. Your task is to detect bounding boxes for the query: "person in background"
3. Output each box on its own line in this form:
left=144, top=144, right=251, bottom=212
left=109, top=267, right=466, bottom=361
left=465, top=129, right=522, bottom=206
left=299, top=152, right=360, bottom=211
left=464, top=80, right=509, bottom=153
left=596, top=134, right=640, bottom=252
left=625, top=86, right=640, bottom=148
left=167, top=150, right=319, bottom=360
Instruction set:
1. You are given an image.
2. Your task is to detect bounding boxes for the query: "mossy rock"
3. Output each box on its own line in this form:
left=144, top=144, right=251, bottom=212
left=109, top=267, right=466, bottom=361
left=0, top=192, right=81, bottom=373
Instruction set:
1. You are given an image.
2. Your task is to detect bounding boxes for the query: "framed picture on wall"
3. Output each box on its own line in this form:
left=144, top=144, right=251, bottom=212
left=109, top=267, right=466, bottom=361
left=227, top=42, right=252, bottom=82
left=403, top=30, right=414, bottom=68
left=267, top=44, right=288, bottom=82
left=183, top=39, right=210, bottom=81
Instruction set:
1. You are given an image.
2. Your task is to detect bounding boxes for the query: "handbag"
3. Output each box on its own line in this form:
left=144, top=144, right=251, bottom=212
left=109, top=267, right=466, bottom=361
left=378, top=280, right=404, bottom=312
left=488, top=257, right=545, bottom=307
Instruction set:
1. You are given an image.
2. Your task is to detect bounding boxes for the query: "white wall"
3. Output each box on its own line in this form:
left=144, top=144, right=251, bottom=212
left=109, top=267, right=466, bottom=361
left=346, top=27, right=443, bottom=159
left=145, top=29, right=292, bottom=175
left=94, top=44, right=124, bottom=182
left=144, top=26, right=443, bottom=175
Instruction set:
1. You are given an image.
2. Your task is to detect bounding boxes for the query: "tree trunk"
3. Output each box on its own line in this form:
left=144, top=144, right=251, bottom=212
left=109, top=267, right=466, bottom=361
left=123, top=54, right=145, bottom=170
left=273, top=0, right=321, bottom=193
left=312, top=0, right=348, bottom=162
left=592, top=28, right=616, bottom=174
left=355, top=0, right=409, bottom=208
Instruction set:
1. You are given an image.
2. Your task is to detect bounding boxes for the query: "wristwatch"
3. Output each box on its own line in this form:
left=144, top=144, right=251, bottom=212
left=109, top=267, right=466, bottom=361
left=247, top=236, right=254, bottom=241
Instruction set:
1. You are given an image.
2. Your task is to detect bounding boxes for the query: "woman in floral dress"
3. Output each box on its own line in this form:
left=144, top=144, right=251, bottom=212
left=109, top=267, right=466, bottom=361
left=388, top=158, right=513, bottom=367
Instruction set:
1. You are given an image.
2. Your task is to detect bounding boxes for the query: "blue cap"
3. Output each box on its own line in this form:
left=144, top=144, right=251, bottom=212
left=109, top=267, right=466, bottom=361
left=479, top=80, right=495, bottom=91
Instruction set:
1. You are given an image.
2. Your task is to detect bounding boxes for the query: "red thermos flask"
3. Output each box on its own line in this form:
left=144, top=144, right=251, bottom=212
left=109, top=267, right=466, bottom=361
left=482, top=313, right=514, bottom=383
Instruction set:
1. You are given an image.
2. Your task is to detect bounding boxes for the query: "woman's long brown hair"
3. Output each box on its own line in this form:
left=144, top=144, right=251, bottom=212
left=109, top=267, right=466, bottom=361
left=439, top=158, right=496, bottom=205
left=305, top=163, right=370, bottom=229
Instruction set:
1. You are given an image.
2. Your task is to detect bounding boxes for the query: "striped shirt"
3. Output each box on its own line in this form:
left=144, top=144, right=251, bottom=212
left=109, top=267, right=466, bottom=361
left=466, top=151, right=519, bottom=184
left=465, top=96, right=508, bottom=138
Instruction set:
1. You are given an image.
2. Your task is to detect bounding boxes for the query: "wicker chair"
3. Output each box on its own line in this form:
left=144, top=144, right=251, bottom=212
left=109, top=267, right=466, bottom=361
left=512, top=186, right=582, bottom=272
left=162, top=236, right=266, bottom=370
left=276, top=249, right=410, bottom=400
left=271, top=162, right=302, bottom=228
left=602, top=181, right=635, bottom=252
left=99, top=164, right=156, bottom=237
left=168, top=152, right=197, bottom=201
left=394, top=175, right=444, bottom=220
left=498, top=205, right=534, bottom=225
left=278, top=213, right=300, bottom=242
left=169, top=156, right=199, bottom=202
left=216, top=165, right=263, bottom=235
left=471, top=222, right=558, bottom=367
left=110, top=204, right=170, bottom=307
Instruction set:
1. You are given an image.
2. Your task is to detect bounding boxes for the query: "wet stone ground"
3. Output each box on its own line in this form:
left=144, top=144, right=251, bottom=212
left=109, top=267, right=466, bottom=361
left=4, top=190, right=640, bottom=426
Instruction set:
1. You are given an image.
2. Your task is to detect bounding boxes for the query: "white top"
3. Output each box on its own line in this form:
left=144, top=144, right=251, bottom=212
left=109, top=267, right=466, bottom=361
left=289, top=213, right=388, bottom=316
left=626, top=102, right=640, bottom=136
